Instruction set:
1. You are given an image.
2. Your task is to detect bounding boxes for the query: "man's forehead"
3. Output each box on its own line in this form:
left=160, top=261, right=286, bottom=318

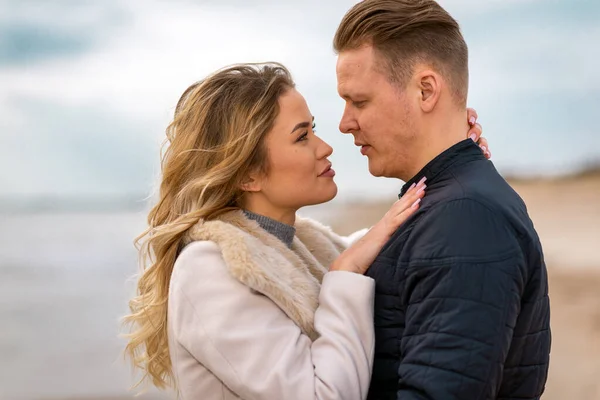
left=337, top=49, right=372, bottom=75
left=337, top=47, right=378, bottom=86
left=337, top=51, right=380, bottom=97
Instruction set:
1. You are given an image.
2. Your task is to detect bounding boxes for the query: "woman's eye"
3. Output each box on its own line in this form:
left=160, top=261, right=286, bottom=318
left=296, top=131, right=308, bottom=142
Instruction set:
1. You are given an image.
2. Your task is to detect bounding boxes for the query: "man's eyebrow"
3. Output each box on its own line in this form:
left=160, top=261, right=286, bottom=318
left=340, top=92, right=361, bottom=102
left=290, top=116, right=315, bottom=134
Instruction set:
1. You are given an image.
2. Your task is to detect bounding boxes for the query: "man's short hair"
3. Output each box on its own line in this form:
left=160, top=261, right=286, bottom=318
left=334, top=0, right=469, bottom=106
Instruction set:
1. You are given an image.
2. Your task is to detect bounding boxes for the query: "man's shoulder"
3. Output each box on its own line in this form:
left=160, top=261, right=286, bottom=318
left=419, top=161, right=529, bottom=231
left=451, top=160, right=526, bottom=212
left=401, top=194, right=522, bottom=264
left=384, top=162, right=533, bottom=260
left=420, top=195, right=515, bottom=237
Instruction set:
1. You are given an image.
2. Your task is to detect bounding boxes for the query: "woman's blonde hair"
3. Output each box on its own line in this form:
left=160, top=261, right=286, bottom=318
left=123, top=63, right=295, bottom=389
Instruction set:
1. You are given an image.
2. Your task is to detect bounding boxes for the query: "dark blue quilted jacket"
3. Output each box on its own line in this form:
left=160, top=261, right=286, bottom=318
left=366, top=140, right=551, bottom=400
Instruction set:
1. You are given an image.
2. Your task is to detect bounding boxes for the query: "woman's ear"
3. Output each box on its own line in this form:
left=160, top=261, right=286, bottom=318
left=240, top=173, right=262, bottom=192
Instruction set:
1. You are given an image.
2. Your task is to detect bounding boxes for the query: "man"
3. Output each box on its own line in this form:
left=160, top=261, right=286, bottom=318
left=333, top=1, right=551, bottom=399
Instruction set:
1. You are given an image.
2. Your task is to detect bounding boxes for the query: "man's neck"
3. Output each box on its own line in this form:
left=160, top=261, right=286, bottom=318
left=402, top=110, right=470, bottom=181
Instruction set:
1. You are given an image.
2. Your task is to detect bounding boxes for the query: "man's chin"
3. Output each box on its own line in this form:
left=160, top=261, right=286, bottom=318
left=367, top=161, right=385, bottom=177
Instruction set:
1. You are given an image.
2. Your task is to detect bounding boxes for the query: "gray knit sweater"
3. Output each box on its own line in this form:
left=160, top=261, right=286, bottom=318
left=243, top=210, right=296, bottom=248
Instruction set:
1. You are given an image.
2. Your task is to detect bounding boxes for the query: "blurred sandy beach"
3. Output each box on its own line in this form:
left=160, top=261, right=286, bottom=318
left=1, top=172, right=599, bottom=400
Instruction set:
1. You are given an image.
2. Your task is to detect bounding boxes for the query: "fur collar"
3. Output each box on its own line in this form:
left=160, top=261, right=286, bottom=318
left=184, top=210, right=348, bottom=340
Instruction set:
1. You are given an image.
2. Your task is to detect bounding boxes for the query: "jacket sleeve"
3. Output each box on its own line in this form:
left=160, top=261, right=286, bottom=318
left=397, top=199, right=526, bottom=400
left=169, top=241, right=375, bottom=400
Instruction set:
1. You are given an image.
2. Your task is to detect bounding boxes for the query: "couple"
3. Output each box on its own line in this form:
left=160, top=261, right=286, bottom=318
left=124, top=1, right=551, bottom=399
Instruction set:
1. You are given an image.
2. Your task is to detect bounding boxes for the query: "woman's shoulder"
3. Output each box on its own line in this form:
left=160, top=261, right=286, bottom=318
left=177, top=240, right=222, bottom=264
left=171, top=241, right=225, bottom=290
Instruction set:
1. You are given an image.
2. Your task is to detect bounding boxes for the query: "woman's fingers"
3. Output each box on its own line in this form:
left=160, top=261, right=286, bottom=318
left=468, top=122, right=482, bottom=142
left=392, top=192, right=424, bottom=225
left=393, top=178, right=427, bottom=215
left=478, top=137, right=491, bottom=159
left=464, top=111, right=491, bottom=159
left=467, top=108, right=478, bottom=126
left=372, top=178, right=428, bottom=241
left=395, top=200, right=421, bottom=224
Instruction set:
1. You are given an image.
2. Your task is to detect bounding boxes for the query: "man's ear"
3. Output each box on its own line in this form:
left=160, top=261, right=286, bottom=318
left=417, top=69, right=442, bottom=113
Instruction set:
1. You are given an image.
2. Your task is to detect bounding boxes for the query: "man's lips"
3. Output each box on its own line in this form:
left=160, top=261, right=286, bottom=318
left=354, top=141, right=371, bottom=156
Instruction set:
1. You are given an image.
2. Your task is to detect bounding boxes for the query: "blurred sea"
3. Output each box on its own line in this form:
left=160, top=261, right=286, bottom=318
left=0, top=207, right=334, bottom=400
left=0, top=212, right=156, bottom=399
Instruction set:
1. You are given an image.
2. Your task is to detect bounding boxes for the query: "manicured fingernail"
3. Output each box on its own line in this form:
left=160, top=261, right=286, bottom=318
left=411, top=198, right=421, bottom=208
left=469, top=133, right=477, bottom=142
left=469, top=116, right=476, bottom=125
left=408, top=182, right=416, bottom=191
left=481, top=146, right=487, bottom=152
left=417, top=176, right=427, bottom=186
left=416, top=185, right=426, bottom=195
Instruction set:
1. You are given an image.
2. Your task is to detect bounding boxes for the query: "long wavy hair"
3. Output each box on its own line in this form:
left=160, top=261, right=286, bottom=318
left=122, top=63, right=295, bottom=389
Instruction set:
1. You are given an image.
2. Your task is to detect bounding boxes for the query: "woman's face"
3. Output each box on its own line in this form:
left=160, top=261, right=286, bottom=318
left=251, top=88, right=337, bottom=211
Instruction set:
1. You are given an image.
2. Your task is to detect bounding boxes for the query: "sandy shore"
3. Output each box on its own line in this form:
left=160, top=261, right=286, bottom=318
left=327, top=172, right=600, bottom=400
left=512, top=173, right=600, bottom=399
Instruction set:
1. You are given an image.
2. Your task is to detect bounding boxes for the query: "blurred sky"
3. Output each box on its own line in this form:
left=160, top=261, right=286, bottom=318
left=1, top=0, right=599, bottom=205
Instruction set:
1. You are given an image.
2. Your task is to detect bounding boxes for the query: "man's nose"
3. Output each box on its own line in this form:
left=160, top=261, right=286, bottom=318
left=339, top=106, right=358, bottom=134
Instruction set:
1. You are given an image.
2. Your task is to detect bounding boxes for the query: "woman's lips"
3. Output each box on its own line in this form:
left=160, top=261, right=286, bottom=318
left=319, top=167, right=336, bottom=178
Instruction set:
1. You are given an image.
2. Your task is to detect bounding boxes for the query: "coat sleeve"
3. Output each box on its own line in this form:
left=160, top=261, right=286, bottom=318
left=342, top=228, right=370, bottom=247
left=397, top=199, right=526, bottom=400
left=169, top=241, right=375, bottom=400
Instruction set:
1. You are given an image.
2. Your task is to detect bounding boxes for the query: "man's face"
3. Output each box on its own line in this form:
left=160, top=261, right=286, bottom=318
left=336, top=45, right=419, bottom=179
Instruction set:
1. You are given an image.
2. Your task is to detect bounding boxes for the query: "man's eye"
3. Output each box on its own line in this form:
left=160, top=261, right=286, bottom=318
left=353, top=101, right=366, bottom=108
left=312, top=122, right=317, bottom=132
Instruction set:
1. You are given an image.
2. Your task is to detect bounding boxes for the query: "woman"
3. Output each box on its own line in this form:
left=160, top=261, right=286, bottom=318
left=123, top=63, right=486, bottom=400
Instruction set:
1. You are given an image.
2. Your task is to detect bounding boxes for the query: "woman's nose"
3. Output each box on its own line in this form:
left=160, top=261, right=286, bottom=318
left=316, top=136, right=333, bottom=159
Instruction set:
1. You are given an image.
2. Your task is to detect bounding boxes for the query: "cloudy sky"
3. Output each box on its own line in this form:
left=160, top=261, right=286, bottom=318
left=1, top=0, right=599, bottom=203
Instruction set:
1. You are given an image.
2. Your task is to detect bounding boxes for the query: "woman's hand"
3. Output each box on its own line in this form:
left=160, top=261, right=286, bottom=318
left=330, top=178, right=427, bottom=275
left=466, top=108, right=491, bottom=159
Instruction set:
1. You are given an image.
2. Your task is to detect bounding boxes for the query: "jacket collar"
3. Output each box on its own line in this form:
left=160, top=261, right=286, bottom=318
left=184, top=210, right=347, bottom=341
left=399, top=139, right=486, bottom=198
